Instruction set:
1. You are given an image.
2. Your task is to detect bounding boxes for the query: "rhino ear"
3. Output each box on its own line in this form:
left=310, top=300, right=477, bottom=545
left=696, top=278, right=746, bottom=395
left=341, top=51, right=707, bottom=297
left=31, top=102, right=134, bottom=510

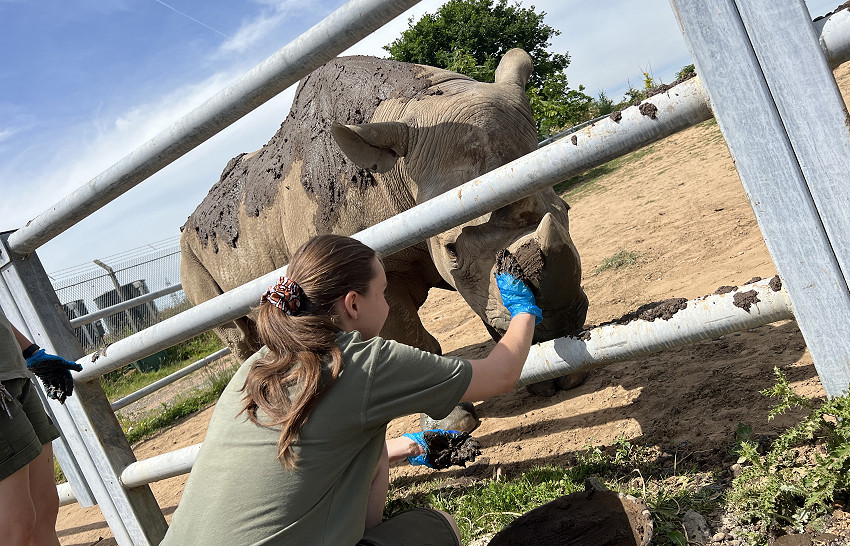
left=494, top=48, right=533, bottom=88
left=331, top=121, right=409, bottom=173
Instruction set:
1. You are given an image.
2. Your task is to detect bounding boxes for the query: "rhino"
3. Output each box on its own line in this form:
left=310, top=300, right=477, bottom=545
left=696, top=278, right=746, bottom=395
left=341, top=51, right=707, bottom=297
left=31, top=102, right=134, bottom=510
left=180, top=49, right=589, bottom=426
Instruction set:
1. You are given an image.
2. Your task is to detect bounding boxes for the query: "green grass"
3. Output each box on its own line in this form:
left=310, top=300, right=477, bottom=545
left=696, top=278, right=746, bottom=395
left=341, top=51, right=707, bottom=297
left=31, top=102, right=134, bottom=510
left=118, top=364, right=236, bottom=444
left=596, top=249, right=641, bottom=273
left=99, top=330, right=224, bottom=401
left=553, top=144, right=657, bottom=200
left=385, top=436, right=728, bottom=545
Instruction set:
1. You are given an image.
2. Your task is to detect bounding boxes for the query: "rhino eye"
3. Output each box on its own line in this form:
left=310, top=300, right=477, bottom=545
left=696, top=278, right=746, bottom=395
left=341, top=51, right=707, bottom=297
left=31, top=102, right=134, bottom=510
left=445, top=243, right=458, bottom=258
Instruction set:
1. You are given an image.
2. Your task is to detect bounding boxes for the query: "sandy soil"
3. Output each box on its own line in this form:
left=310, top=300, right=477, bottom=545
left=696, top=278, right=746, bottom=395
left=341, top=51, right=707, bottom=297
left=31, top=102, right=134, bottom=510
left=56, top=62, right=850, bottom=546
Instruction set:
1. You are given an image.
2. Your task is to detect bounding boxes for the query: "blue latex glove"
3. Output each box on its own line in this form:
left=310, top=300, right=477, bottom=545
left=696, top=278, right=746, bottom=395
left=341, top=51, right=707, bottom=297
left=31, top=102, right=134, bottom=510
left=403, top=429, right=465, bottom=468
left=495, top=273, right=543, bottom=325
left=26, top=349, right=82, bottom=404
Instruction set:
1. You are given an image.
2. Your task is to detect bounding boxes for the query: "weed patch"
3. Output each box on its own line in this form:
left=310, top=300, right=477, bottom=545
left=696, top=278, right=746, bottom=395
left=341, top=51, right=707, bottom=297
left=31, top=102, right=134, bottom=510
left=119, top=364, right=236, bottom=444
left=554, top=145, right=656, bottom=201
left=386, top=436, right=728, bottom=545
left=727, top=368, right=850, bottom=542
left=596, top=249, right=641, bottom=273
left=99, top=331, right=224, bottom=401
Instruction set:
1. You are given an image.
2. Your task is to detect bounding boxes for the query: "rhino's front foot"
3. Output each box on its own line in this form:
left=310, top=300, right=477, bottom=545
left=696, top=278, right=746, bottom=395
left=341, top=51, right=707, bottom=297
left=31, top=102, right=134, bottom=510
left=420, top=402, right=480, bottom=434
left=525, top=371, right=589, bottom=397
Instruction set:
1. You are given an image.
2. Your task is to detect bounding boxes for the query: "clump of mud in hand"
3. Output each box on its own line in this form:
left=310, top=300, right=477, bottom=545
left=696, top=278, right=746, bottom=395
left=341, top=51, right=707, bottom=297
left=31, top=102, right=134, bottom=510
left=422, top=431, right=482, bottom=469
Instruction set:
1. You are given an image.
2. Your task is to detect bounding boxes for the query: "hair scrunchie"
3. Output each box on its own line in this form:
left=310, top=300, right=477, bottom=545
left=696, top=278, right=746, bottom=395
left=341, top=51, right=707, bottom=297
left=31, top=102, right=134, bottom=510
left=261, top=276, right=304, bottom=316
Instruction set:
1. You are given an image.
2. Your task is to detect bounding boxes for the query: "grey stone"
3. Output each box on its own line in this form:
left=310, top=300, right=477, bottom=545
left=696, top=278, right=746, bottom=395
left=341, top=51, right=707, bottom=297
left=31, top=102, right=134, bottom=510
left=682, top=509, right=712, bottom=543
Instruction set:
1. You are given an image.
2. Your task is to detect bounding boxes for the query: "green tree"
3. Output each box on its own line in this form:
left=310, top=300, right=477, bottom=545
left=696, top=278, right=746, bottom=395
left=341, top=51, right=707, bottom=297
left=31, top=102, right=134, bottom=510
left=592, top=91, right=615, bottom=117
left=384, top=0, right=593, bottom=138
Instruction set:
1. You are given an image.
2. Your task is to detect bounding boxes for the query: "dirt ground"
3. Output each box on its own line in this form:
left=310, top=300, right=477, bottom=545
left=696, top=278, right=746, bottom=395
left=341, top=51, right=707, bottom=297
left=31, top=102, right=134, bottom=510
left=56, top=62, right=850, bottom=546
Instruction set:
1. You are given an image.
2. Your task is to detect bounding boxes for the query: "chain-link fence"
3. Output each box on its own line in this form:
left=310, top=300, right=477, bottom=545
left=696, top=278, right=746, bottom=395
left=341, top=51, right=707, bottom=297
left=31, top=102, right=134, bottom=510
left=50, top=236, right=187, bottom=352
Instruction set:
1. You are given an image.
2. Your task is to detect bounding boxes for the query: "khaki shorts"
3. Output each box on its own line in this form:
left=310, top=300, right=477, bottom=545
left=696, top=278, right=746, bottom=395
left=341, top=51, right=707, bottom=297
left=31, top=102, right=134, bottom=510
left=0, top=377, right=60, bottom=481
left=358, top=508, right=460, bottom=546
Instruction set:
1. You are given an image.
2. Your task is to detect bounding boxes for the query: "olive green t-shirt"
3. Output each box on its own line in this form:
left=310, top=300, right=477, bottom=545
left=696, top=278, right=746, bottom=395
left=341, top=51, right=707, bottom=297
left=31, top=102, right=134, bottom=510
left=162, top=331, right=472, bottom=546
left=0, top=310, right=29, bottom=382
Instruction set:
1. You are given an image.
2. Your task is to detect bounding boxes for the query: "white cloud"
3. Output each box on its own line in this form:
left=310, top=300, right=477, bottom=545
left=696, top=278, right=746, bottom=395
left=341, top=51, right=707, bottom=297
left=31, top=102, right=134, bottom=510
left=0, top=127, right=16, bottom=144
left=217, top=0, right=311, bottom=56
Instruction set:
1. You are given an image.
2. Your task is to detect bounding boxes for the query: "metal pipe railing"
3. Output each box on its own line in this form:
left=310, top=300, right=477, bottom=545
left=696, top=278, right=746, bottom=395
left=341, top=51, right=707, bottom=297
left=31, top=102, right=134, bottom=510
left=816, top=8, right=850, bottom=68
left=120, top=444, right=203, bottom=489
left=7, top=0, right=423, bottom=256
left=519, top=279, right=793, bottom=386
left=110, top=348, right=231, bottom=411
left=69, top=284, right=183, bottom=328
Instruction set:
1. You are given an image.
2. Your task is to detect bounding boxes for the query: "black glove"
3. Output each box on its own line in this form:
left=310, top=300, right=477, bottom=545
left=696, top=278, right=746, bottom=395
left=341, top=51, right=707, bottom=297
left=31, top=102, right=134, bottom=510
left=26, top=348, right=82, bottom=404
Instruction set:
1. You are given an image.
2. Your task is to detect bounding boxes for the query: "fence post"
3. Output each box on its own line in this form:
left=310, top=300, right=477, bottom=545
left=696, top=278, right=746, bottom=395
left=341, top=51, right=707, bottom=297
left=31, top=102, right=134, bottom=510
left=0, top=232, right=166, bottom=545
left=669, top=0, right=850, bottom=397
left=93, top=259, right=141, bottom=333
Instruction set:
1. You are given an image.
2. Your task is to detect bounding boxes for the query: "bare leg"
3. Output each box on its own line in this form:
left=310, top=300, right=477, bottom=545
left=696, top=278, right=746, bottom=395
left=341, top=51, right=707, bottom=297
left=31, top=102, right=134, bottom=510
left=0, top=454, right=38, bottom=545
left=365, top=443, right=389, bottom=530
left=380, top=273, right=441, bottom=355
left=29, top=444, right=61, bottom=546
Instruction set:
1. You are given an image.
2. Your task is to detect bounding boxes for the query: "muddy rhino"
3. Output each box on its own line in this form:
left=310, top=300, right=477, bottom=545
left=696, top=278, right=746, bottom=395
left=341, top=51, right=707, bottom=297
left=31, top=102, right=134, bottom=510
left=180, top=49, right=588, bottom=428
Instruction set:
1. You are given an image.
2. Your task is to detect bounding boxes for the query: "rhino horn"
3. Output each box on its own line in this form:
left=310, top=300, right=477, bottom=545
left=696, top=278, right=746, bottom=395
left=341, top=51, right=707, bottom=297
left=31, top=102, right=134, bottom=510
left=534, top=212, right=567, bottom=254
left=494, top=49, right=533, bottom=88
left=331, top=121, right=409, bottom=173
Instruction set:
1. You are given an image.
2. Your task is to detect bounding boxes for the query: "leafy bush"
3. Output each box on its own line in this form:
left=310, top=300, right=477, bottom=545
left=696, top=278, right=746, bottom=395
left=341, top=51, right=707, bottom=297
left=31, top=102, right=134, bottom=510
left=728, top=368, right=850, bottom=538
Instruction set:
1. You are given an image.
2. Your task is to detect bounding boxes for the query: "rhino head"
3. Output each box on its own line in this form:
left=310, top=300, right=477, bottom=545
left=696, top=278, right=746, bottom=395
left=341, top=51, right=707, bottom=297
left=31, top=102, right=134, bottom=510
left=332, top=49, right=587, bottom=342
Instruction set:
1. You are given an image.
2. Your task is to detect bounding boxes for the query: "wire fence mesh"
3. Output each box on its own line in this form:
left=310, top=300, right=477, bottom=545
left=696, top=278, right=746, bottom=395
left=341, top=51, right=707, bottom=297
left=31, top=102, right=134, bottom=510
left=49, top=236, right=187, bottom=353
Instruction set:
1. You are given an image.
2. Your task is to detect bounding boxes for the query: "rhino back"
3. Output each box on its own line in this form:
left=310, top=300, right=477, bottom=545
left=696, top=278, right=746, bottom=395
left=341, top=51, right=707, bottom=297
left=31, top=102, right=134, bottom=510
left=183, top=56, right=443, bottom=253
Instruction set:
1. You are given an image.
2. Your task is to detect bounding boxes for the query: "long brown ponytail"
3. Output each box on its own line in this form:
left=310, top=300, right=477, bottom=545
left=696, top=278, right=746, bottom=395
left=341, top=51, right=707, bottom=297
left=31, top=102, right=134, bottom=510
left=240, top=235, right=378, bottom=467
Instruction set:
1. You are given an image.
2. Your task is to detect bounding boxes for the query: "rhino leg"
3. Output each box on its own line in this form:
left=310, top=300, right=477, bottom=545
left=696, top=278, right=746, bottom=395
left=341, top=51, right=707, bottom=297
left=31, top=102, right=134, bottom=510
left=378, top=271, right=478, bottom=432
left=420, top=402, right=480, bottom=434
left=180, top=237, right=262, bottom=363
left=380, top=271, right=441, bottom=355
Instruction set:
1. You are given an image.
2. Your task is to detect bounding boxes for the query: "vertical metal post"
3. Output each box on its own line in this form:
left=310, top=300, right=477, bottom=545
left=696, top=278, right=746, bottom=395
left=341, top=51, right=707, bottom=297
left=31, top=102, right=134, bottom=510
left=669, top=0, right=850, bottom=397
left=0, top=232, right=166, bottom=546
left=0, top=275, right=96, bottom=507
left=94, top=259, right=141, bottom=333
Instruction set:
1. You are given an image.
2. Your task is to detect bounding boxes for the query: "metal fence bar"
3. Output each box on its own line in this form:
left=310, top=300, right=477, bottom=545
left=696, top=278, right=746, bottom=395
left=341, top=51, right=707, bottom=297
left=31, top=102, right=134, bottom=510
left=816, top=7, right=850, bottom=68
left=6, top=0, right=424, bottom=257
left=120, top=444, right=203, bottom=489
left=60, top=444, right=202, bottom=506
left=520, top=280, right=793, bottom=385
left=110, top=347, right=231, bottom=411
left=69, top=284, right=183, bottom=328
left=736, top=0, right=850, bottom=290
left=0, top=269, right=96, bottom=507
left=670, top=0, right=850, bottom=398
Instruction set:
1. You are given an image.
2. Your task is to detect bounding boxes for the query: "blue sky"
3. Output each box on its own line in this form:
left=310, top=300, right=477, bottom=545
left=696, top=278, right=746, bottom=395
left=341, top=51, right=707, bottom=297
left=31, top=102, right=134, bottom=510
left=0, top=0, right=840, bottom=278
